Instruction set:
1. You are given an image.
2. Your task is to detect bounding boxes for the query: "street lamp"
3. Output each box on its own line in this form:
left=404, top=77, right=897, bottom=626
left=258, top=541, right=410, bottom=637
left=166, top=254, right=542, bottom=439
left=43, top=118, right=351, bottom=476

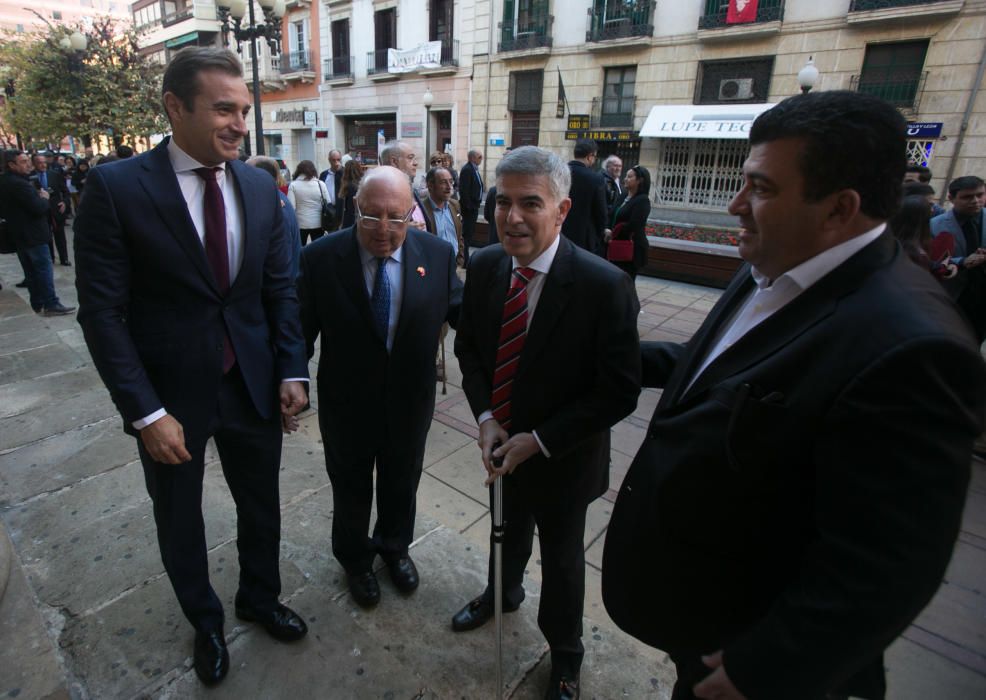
left=216, top=0, right=285, bottom=156
left=798, top=56, right=819, bottom=94
left=423, top=86, right=433, bottom=160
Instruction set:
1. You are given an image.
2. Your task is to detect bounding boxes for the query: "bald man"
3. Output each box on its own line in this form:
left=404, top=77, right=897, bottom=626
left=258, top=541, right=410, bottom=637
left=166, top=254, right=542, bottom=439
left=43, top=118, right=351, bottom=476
left=297, top=166, right=462, bottom=608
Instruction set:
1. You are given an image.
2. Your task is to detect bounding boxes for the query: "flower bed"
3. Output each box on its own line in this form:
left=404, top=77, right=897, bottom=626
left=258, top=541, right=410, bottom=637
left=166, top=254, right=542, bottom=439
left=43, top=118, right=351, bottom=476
left=644, top=220, right=743, bottom=288
left=645, top=221, right=740, bottom=247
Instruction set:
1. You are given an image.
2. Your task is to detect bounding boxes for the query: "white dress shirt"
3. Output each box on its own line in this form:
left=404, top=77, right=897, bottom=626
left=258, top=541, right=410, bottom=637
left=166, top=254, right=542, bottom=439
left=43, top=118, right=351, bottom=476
left=358, top=242, right=405, bottom=353
left=477, top=233, right=562, bottom=456
left=686, top=224, right=886, bottom=391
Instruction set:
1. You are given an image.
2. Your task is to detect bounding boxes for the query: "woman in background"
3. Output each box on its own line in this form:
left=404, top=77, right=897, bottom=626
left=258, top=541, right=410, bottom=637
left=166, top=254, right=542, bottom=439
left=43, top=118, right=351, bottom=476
left=608, top=165, right=652, bottom=281
left=287, top=159, right=331, bottom=245
left=335, top=160, right=365, bottom=230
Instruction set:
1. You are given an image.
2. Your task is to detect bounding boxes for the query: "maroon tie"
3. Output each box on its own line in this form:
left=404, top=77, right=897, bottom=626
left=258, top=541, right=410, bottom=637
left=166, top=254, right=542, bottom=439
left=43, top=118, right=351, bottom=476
left=491, top=267, right=535, bottom=430
left=194, top=167, right=235, bottom=373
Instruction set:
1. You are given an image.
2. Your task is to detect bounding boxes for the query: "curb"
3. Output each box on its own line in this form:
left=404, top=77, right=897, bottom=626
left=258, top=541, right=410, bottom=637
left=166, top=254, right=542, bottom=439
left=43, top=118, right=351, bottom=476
left=0, top=522, right=11, bottom=604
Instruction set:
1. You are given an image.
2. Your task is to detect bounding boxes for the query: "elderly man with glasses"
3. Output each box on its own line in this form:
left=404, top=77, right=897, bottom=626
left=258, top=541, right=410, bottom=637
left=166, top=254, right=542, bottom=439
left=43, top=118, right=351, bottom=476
left=296, top=165, right=463, bottom=608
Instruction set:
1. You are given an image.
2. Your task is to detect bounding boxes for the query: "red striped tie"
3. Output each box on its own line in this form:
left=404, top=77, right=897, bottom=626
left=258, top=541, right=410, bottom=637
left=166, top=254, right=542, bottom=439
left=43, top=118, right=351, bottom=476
left=491, top=267, right=535, bottom=430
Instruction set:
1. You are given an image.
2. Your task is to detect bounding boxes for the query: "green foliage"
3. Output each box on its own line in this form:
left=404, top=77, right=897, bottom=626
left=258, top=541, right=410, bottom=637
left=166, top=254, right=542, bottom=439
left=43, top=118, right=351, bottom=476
left=0, top=16, right=169, bottom=147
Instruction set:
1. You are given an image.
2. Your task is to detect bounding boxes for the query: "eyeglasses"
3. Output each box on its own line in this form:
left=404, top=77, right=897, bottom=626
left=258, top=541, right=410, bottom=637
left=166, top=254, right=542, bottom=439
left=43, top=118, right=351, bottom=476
left=430, top=159, right=443, bottom=165
left=356, top=203, right=414, bottom=231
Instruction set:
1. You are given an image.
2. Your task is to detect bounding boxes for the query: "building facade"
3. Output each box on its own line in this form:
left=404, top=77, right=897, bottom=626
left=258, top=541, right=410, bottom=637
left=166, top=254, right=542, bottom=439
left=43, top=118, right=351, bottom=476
left=0, top=0, right=130, bottom=35
left=469, top=0, right=986, bottom=229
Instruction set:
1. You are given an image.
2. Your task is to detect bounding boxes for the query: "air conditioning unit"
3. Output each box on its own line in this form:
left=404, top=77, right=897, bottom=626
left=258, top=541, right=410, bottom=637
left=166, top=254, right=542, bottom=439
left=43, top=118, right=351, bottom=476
left=719, top=78, right=754, bottom=101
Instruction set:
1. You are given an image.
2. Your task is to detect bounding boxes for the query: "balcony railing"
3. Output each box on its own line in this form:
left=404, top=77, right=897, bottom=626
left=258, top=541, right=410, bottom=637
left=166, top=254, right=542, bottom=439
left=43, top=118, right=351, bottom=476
left=850, top=71, right=928, bottom=110
left=161, top=7, right=194, bottom=27
left=591, top=95, right=636, bottom=128
left=850, top=0, right=952, bottom=9
left=282, top=50, right=311, bottom=72
left=499, top=13, right=553, bottom=53
left=586, top=1, right=655, bottom=42
left=438, top=38, right=459, bottom=67
left=367, top=49, right=390, bottom=75
left=699, top=0, right=784, bottom=29
left=323, top=55, right=353, bottom=81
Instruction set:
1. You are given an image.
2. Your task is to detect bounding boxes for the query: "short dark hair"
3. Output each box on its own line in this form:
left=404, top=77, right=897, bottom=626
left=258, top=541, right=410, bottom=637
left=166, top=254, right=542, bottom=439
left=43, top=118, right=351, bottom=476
left=3, top=149, right=23, bottom=170
left=425, top=166, right=452, bottom=185
left=162, top=47, right=242, bottom=114
left=905, top=164, right=932, bottom=183
left=629, top=165, right=652, bottom=197
left=573, top=139, right=597, bottom=159
left=903, top=182, right=934, bottom=197
left=948, top=175, right=985, bottom=198
left=250, top=158, right=279, bottom=184
left=116, top=144, right=134, bottom=159
left=749, top=90, right=905, bottom=220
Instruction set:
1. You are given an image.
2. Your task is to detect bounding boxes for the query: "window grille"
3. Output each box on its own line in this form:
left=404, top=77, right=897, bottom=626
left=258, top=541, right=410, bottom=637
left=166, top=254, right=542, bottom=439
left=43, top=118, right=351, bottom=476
left=656, top=138, right=748, bottom=211
left=906, top=139, right=934, bottom=168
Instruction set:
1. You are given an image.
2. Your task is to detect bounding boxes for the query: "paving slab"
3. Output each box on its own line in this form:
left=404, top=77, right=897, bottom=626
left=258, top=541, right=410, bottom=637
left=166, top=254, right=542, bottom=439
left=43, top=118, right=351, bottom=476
left=0, top=342, right=88, bottom=385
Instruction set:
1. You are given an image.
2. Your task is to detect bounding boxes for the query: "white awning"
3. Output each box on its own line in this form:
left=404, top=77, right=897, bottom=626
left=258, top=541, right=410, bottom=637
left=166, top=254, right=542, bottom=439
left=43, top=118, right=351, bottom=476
left=639, top=104, right=776, bottom=140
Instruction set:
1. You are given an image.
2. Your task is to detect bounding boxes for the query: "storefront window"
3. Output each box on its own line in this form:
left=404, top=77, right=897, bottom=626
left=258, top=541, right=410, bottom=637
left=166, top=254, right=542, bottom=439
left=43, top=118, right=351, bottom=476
left=655, top=138, right=748, bottom=211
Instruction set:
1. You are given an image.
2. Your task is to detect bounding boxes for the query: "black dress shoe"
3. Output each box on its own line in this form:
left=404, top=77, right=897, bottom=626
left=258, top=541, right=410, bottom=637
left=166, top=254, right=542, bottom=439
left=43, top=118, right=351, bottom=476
left=544, top=674, right=580, bottom=700
left=385, top=555, right=419, bottom=593
left=451, top=595, right=519, bottom=632
left=15, top=280, right=27, bottom=288
left=348, top=570, right=381, bottom=608
left=193, top=630, right=229, bottom=686
left=42, top=303, right=75, bottom=316
left=235, top=603, right=308, bottom=642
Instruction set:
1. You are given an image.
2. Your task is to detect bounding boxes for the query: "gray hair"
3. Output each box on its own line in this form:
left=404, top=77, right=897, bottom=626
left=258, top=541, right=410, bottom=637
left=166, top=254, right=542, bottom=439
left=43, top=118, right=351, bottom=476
left=246, top=155, right=280, bottom=184
left=495, top=146, right=571, bottom=202
left=379, top=140, right=408, bottom=167
left=602, top=154, right=622, bottom=169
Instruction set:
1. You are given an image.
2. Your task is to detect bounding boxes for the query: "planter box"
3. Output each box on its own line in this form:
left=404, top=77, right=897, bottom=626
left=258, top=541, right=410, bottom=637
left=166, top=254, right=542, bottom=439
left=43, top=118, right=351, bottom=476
left=643, top=237, right=742, bottom=289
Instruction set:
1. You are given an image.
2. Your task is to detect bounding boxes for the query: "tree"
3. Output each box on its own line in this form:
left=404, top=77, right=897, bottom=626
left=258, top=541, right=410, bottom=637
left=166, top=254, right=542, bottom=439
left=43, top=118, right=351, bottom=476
left=0, top=16, right=169, bottom=149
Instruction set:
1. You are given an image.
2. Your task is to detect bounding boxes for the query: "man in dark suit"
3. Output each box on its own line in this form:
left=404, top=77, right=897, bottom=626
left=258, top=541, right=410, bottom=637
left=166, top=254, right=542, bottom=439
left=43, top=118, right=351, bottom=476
left=561, top=139, right=608, bottom=256
left=930, top=176, right=986, bottom=340
left=318, top=148, right=343, bottom=208
left=1, top=149, right=74, bottom=315
left=601, top=154, right=623, bottom=219
left=297, top=166, right=462, bottom=609
left=30, top=153, right=71, bottom=266
left=74, top=48, right=310, bottom=687
left=458, top=148, right=484, bottom=262
left=602, top=91, right=986, bottom=700
left=452, top=146, right=641, bottom=700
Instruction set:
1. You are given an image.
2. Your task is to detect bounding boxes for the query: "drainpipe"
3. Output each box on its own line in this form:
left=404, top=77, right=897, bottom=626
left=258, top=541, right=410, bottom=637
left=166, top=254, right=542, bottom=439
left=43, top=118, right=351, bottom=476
left=481, top=0, right=495, bottom=186
left=939, top=36, right=986, bottom=204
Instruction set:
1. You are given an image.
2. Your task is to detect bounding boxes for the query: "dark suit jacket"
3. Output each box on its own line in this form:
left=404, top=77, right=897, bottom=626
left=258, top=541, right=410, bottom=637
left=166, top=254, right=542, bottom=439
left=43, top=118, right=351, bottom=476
left=930, top=209, right=986, bottom=300
left=458, top=161, right=483, bottom=211
left=454, top=236, right=641, bottom=503
left=74, top=138, right=308, bottom=439
left=420, top=196, right=466, bottom=268
left=0, top=172, right=51, bottom=247
left=602, top=233, right=986, bottom=699
left=611, top=192, right=650, bottom=270
left=484, top=185, right=498, bottom=244
left=297, top=227, right=462, bottom=465
left=319, top=168, right=343, bottom=200
left=561, top=161, right=608, bottom=255
left=31, top=169, right=70, bottom=224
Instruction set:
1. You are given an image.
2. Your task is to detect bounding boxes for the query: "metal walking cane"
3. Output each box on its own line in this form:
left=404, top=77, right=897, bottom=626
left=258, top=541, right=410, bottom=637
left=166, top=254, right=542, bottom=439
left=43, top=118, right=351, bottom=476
left=491, top=444, right=505, bottom=699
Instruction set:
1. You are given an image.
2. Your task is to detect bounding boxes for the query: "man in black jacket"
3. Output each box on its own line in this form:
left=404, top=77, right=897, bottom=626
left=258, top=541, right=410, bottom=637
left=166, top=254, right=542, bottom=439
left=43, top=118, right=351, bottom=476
left=561, top=139, right=607, bottom=256
left=1, top=150, right=74, bottom=315
left=458, top=149, right=484, bottom=263
left=31, top=153, right=71, bottom=266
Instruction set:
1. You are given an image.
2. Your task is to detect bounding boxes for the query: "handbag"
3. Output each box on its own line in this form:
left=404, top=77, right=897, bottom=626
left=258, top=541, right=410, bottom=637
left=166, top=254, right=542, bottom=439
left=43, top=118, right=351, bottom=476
left=606, top=223, right=633, bottom=262
left=318, top=181, right=336, bottom=231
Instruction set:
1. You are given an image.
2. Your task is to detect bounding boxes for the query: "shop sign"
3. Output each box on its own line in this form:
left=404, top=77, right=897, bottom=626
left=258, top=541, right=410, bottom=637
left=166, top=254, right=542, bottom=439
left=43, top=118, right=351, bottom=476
left=402, top=122, right=422, bottom=138
left=565, top=130, right=639, bottom=142
left=567, top=115, right=590, bottom=130
left=906, top=122, right=943, bottom=138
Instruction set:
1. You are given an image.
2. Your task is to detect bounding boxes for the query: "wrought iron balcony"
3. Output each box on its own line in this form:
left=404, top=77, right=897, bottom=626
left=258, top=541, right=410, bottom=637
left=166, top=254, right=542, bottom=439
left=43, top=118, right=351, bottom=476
left=699, top=0, right=784, bottom=29
left=586, top=1, right=655, bottom=42
left=438, top=39, right=459, bottom=67
left=282, top=50, right=311, bottom=72
left=499, top=13, right=553, bottom=53
left=591, top=95, right=636, bottom=128
left=323, top=55, right=353, bottom=81
left=161, top=7, right=194, bottom=27
left=850, top=71, right=927, bottom=111
left=367, top=49, right=391, bottom=75
left=850, top=0, right=953, bottom=10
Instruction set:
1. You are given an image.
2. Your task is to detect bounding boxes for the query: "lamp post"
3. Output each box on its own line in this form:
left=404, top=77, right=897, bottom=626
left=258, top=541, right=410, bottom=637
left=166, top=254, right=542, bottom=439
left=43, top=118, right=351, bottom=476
left=798, top=56, right=819, bottom=95
left=423, top=86, right=434, bottom=160
left=216, top=0, right=285, bottom=155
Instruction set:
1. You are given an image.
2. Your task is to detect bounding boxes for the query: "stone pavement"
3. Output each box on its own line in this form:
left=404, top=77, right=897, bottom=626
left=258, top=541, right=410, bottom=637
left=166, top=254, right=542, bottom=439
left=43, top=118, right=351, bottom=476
left=0, top=227, right=984, bottom=699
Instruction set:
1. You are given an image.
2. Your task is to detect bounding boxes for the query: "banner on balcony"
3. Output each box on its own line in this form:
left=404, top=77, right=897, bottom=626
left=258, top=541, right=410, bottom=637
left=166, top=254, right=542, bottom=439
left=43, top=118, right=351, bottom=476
left=387, top=41, right=442, bottom=73
left=726, top=0, right=758, bottom=24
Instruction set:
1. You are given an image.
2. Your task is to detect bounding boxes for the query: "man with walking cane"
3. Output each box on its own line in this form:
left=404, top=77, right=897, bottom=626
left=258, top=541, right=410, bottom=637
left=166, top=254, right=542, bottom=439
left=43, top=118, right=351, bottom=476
left=451, top=147, right=641, bottom=699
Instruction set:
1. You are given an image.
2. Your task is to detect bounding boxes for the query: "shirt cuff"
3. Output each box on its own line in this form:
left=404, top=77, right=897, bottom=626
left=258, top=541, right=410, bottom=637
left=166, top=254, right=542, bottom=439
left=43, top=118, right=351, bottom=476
left=477, top=410, right=494, bottom=426
left=532, top=430, right=550, bottom=458
left=281, top=378, right=310, bottom=383
left=133, top=408, right=167, bottom=430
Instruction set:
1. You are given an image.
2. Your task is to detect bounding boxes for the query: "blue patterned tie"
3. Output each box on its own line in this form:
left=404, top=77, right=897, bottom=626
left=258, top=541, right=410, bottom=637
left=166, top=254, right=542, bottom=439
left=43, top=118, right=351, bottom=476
left=371, top=256, right=391, bottom=344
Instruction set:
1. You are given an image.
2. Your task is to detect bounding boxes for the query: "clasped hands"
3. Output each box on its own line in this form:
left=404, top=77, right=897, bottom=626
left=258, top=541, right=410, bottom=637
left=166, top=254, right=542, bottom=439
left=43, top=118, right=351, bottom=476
left=139, top=381, right=308, bottom=464
left=964, top=248, right=986, bottom=269
left=478, top=419, right=541, bottom=485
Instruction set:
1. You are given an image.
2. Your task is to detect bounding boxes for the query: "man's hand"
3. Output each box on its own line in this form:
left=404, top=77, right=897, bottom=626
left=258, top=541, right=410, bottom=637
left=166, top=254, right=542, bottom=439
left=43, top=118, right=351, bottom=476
left=478, top=419, right=509, bottom=477
left=38, top=189, right=50, bottom=200
left=693, top=651, right=747, bottom=700
left=965, top=250, right=986, bottom=268
left=279, top=381, right=307, bottom=417
left=139, top=415, right=192, bottom=465
left=479, top=421, right=541, bottom=486
left=57, top=202, right=66, bottom=213
left=281, top=413, right=300, bottom=434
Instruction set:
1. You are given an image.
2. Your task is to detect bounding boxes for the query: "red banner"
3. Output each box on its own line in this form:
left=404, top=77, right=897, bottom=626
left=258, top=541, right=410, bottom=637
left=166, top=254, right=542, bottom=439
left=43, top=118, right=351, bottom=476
left=726, top=0, right=759, bottom=24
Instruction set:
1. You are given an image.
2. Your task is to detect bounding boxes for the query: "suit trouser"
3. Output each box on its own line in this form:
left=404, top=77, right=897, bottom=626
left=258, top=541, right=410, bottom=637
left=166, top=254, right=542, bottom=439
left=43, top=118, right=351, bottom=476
left=138, top=365, right=283, bottom=634
left=48, top=217, right=68, bottom=264
left=324, top=437, right=427, bottom=575
left=481, top=476, right=588, bottom=677
left=461, top=207, right=478, bottom=264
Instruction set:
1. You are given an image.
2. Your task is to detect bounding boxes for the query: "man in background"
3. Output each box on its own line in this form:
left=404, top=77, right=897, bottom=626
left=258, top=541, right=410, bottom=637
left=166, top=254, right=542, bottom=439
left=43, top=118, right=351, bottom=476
left=561, top=139, right=607, bottom=256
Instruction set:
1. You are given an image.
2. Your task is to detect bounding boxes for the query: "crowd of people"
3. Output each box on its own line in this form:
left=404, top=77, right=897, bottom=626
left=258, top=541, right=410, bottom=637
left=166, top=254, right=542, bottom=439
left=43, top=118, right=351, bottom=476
left=2, top=44, right=985, bottom=700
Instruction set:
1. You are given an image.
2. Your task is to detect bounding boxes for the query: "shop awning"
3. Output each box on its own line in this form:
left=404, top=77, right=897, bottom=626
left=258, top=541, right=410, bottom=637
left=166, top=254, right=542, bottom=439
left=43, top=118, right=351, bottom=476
left=639, top=103, right=776, bottom=140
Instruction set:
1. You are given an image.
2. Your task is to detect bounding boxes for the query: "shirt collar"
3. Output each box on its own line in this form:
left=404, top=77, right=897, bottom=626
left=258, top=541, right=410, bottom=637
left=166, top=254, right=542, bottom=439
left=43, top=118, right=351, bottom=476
left=428, top=196, right=449, bottom=212
left=513, top=232, right=561, bottom=275
left=167, top=137, right=227, bottom=176
left=750, top=223, right=885, bottom=291
left=358, top=237, right=404, bottom=265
